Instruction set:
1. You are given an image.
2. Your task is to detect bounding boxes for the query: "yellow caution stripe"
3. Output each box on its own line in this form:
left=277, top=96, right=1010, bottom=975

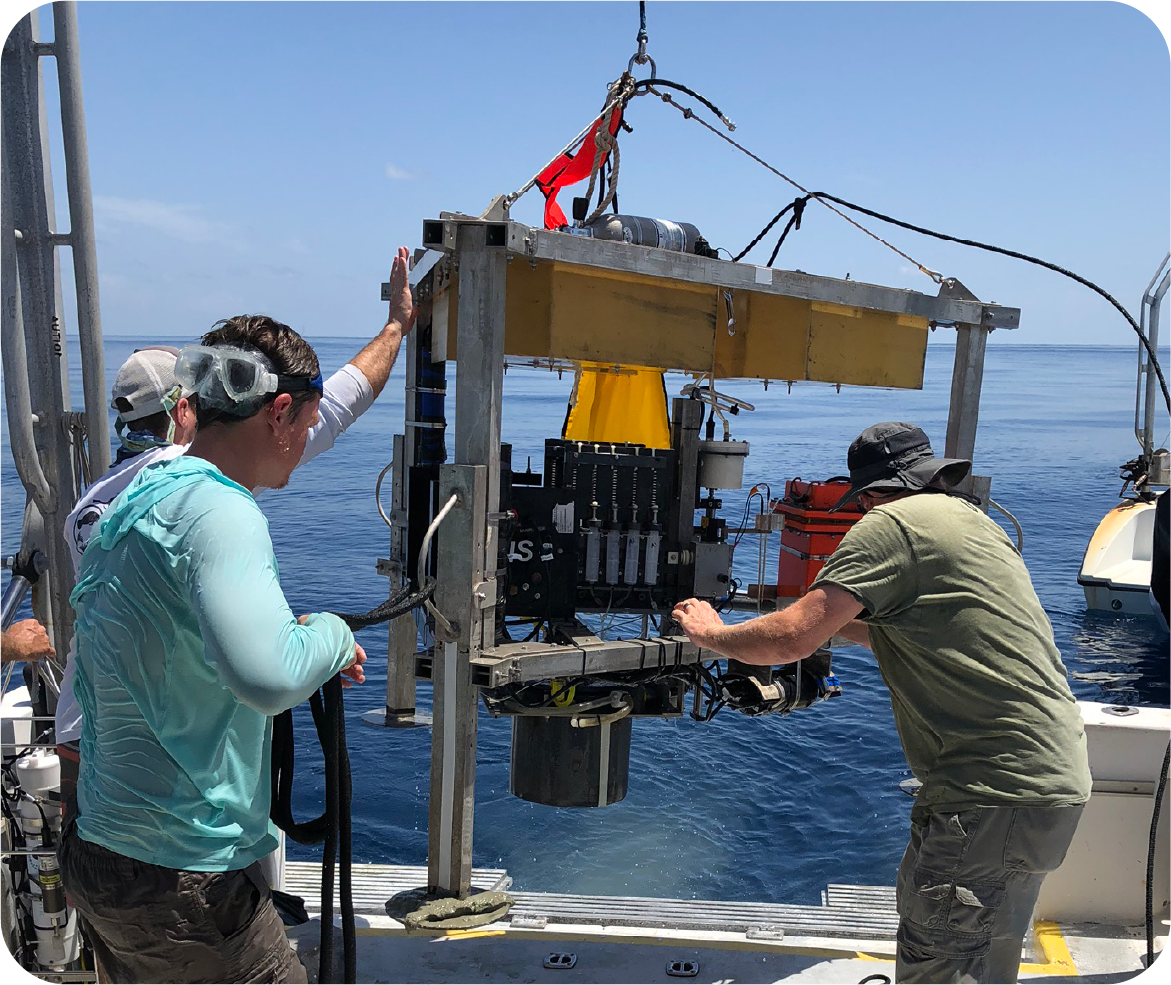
left=1018, top=920, right=1078, bottom=976
left=856, top=920, right=1078, bottom=977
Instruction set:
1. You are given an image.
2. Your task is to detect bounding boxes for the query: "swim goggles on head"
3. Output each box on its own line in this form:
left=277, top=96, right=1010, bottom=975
left=174, top=345, right=323, bottom=411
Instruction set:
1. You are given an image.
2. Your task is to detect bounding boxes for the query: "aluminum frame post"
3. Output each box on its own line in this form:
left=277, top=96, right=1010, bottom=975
left=945, top=324, right=990, bottom=502
left=426, top=222, right=507, bottom=895
left=2, top=10, right=80, bottom=654
left=52, top=1, right=109, bottom=477
left=427, top=464, right=488, bottom=895
left=382, top=432, right=419, bottom=724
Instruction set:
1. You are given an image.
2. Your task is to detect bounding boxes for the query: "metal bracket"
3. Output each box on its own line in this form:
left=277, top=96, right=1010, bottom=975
left=471, top=635, right=703, bottom=688
left=938, top=277, right=980, bottom=302
left=375, top=558, right=402, bottom=580
left=472, top=580, right=496, bottom=609
left=511, top=913, right=547, bottom=929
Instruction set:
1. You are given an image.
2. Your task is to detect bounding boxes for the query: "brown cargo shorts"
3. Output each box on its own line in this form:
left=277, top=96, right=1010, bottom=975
left=58, top=821, right=307, bottom=984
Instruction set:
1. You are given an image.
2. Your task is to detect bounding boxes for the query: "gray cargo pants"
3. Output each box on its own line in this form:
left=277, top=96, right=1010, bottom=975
left=895, top=803, right=1084, bottom=984
left=58, top=821, right=307, bottom=984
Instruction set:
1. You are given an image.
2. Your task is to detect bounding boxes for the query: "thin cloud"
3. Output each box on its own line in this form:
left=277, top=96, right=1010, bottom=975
left=94, top=196, right=233, bottom=244
left=384, top=163, right=415, bottom=181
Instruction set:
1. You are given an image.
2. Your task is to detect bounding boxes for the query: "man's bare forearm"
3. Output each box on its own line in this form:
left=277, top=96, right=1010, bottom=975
left=677, top=587, right=864, bottom=667
left=701, top=612, right=811, bottom=666
left=348, top=323, right=405, bottom=400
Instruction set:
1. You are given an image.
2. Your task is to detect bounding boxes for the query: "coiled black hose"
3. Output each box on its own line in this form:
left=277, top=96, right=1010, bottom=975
left=1146, top=743, right=1170, bottom=969
left=269, top=581, right=435, bottom=982
left=330, top=580, right=435, bottom=632
left=271, top=678, right=354, bottom=984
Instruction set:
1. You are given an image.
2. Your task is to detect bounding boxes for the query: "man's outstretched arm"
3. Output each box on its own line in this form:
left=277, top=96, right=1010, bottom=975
left=347, top=245, right=418, bottom=399
left=672, top=586, right=863, bottom=666
left=300, top=246, right=418, bottom=465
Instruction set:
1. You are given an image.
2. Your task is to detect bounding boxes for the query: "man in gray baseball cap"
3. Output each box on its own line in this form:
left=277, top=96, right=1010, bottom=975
left=108, top=346, right=192, bottom=461
left=672, top=421, right=1089, bottom=984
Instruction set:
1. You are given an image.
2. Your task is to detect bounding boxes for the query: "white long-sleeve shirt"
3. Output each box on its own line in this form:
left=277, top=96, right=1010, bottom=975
left=55, top=363, right=374, bottom=744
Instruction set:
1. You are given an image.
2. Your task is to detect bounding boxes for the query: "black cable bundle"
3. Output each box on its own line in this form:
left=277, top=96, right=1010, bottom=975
left=329, top=580, right=434, bottom=632
left=1146, top=743, right=1170, bottom=969
left=265, top=574, right=446, bottom=981
left=270, top=677, right=355, bottom=984
left=268, top=581, right=437, bottom=982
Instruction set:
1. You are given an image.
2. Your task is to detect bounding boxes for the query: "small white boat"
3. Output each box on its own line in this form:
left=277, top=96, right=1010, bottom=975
left=1079, top=491, right=1164, bottom=615
left=1079, top=256, right=1170, bottom=626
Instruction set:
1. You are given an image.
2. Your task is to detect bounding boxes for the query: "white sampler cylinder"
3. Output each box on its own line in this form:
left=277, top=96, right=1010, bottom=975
left=697, top=440, right=750, bottom=490
left=13, top=750, right=60, bottom=799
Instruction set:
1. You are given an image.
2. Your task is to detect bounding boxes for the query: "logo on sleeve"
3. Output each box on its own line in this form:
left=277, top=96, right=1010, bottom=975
left=72, top=502, right=108, bottom=556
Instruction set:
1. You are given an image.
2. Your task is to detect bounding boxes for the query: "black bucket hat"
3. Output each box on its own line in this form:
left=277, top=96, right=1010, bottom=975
left=830, top=422, right=971, bottom=512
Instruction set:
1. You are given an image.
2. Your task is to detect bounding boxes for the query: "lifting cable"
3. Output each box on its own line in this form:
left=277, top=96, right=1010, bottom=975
left=804, top=191, right=1171, bottom=415
left=643, top=76, right=1169, bottom=413
left=640, top=82, right=942, bottom=282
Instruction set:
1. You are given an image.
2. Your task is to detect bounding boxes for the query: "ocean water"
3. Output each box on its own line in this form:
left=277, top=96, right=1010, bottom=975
left=2, top=337, right=1168, bottom=907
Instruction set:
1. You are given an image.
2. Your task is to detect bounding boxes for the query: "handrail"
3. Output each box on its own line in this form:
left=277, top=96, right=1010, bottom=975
left=1, top=190, right=56, bottom=515
left=1135, top=254, right=1171, bottom=455
left=53, top=1, right=109, bottom=477
left=1, top=575, right=34, bottom=631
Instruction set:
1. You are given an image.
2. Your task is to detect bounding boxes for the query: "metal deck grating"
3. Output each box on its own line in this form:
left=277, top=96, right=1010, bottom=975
left=285, top=864, right=899, bottom=940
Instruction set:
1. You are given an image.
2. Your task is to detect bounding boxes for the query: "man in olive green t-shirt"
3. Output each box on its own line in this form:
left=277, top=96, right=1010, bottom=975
left=673, top=422, right=1090, bottom=985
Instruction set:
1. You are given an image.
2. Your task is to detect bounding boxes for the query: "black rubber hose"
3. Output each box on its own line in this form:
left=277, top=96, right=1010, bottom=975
left=318, top=683, right=339, bottom=984
left=1147, top=743, right=1170, bottom=969
left=268, top=583, right=434, bottom=980
left=807, top=191, right=1170, bottom=414
left=270, top=678, right=354, bottom=984
left=330, top=580, right=435, bottom=632
left=337, top=685, right=356, bottom=983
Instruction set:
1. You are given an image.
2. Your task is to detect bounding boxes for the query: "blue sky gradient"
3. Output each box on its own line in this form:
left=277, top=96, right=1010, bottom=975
left=9, top=1, right=1171, bottom=345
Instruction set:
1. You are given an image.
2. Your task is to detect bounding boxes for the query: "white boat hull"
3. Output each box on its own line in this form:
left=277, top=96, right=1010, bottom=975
left=1078, top=499, right=1160, bottom=615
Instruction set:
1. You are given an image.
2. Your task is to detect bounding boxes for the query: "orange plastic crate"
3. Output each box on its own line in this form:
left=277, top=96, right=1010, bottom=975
left=772, top=479, right=862, bottom=598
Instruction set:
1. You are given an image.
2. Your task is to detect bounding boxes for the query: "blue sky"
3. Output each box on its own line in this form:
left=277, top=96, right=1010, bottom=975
left=11, top=1, right=1171, bottom=345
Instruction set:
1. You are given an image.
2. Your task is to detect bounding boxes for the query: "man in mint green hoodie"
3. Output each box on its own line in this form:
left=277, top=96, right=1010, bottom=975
left=59, top=317, right=364, bottom=984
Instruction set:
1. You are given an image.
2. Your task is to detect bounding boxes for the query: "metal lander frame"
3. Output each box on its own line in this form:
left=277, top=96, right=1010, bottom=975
left=377, top=208, right=1020, bottom=896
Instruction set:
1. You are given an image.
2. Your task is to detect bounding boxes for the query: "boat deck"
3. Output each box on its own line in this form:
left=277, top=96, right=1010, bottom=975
left=283, top=862, right=1154, bottom=983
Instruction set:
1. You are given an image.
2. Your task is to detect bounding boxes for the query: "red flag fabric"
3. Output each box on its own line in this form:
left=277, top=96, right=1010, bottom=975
left=535, top=107, right=625, bottom=230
